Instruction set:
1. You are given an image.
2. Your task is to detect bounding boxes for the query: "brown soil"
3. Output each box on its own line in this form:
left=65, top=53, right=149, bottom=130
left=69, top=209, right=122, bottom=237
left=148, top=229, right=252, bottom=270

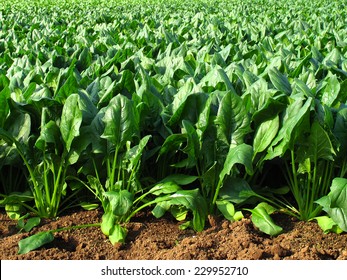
left=1, top=208, right=347, bottom=260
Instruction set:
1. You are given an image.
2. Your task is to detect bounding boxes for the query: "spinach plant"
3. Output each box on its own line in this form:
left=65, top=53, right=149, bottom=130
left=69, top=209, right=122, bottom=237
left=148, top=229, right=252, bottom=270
left=0, top=93, right=84, bottom=218
left=73, top=94, right=207, bottom=243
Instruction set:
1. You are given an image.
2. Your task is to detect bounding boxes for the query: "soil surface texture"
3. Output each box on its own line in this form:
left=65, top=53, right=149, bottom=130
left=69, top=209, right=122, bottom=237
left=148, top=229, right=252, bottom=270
left=1, top=208, right=347, bottom=260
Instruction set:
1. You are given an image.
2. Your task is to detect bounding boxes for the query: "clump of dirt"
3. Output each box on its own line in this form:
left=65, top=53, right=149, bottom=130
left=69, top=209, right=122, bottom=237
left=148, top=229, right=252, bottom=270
left=1, top=208, right=347, bottom=260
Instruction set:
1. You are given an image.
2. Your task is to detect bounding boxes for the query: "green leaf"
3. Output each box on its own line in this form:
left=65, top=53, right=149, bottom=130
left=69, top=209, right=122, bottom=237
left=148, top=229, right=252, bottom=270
left=150, top=181, right=182, bottom=196
left=160, top=174, right=199, bottom=186
left=101, top=94, right=138, bottom=147
left=168, top=189, right=207, bottom=232
left=253, top=115, right=279, bottom=157
left=104, top=190, right=134, bottom=217
left=298, top=121, right=335, bottom=163
left=333, top=108, right=347, bottom=157
left=316, top=177, right=347, bottom=232
left=219, top=143, right=254, bottom=183
left=79, top=202, right=99, bottom=210
left=5, top=204, right=24, bottom=220
left=265, top=97, right=312, bottom=160
left=314, top=216, right=343, bottom=234
left=35, top=120, right=60, bottom=150
left=215, top=90, right=251, bottom=145
left=101, top=211, right=116, bottom=236
left=125, top=135, right=151, bottom=173
left=219, top=178, right=256, bottom=204
left=109, top=224, right=128, bottom=244
left=158, top=133, right=186, bottom=156
left=18, top=231, right=54, bottom=254
left=268, top=67, right=292, bottom=94
left=182, top=120, right=200, bottom=168
left=55, top=71, right=80, bottom=103
left=60, top=94, right=82, bottom=152
left=216, top=200, right=236, bottom=221
left=152, top=201, right=171, bottom=218
left=321, top=74, right=340, bottom=107
left=21, top=217, right=41, bottom=232
left=248, top=203, right=283, bottom=236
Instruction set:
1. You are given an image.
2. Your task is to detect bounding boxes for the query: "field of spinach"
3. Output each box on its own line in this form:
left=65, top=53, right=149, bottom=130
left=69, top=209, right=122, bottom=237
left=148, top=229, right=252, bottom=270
left=1, top=0, right=347, bottom=255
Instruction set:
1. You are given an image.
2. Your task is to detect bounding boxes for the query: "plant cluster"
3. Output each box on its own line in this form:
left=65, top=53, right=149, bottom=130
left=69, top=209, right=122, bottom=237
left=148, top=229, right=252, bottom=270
left=1, top=0, right=347, bottom=254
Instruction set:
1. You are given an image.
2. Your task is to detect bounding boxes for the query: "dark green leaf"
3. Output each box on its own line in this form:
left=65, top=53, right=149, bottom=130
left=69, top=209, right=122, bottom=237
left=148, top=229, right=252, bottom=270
left=18, top=231, right=54, bottom=254
left=215, top=90, right=251, bottom=145
left=219, top=143, right=254, bottom=183
left=101, top=95, right=138, bottom=147
left=60, top=94, right=82, bottom=152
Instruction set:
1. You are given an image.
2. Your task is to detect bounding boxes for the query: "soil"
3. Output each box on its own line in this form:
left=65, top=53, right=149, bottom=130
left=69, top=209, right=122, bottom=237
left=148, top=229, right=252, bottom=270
left=1, top=208, right=347, bottom=260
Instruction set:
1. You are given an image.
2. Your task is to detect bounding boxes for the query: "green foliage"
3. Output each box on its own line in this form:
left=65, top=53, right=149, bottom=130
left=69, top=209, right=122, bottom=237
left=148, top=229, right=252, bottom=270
left=0, top=0, right=347, bottom=254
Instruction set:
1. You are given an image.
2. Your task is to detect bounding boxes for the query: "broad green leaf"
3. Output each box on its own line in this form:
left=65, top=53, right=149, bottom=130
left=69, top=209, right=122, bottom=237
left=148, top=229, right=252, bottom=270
left=253, top=115, right=279, bottom=157
left=35, top=120, right=60, bottom=151
left=216, top=200, right=236, bottom=221
left=55, top=71, right=80, bottom=103
left=124, top=135, right=151, bottom=173
left=219, top=143, right=254, bottom=183
left=219, top=177, right=256, bottom=204
left=215, top=90, right=251, bottom=145
left=77, top=89, right=98, bottom=124
left=0, top=191, right=34, bottom=205
left=168, top=189, right=207, bottom=232
left=152, top=200, right=172, bottom=218
left=321, top=74, right=340, bottom=107
left=158, top=133, right=186, bottom=156
left=251, top=93, right=288, bottom=125
left=22, top=217, right=41, bottom=232
left=294, top=78, right=314, bottom=98
left=200, top=67, right=236, bottom=93
left=316, top=177, right=347, bottom=232
left=18, top=231, right=54, bottom=255
left=5, top=204, right=24, bottom=220
left=101, top=94, right=138, bottom=147
left=196, top=94, right=212, bottom=134
left=104, top=190, right=134, bottom=217
left=159, top=174, right=199, bottom=185
left=170, top=206, right=188, bottom=221
left=314, top=216, right=343, bottom=234
left=109, top=224, right=128, bottom=244
left=333, top=108, right=347, bottom=157
left=268, top=67, right=292, bottom=94
left=101, top=211, right=116, bottom=236
left=167, top=79, right=195, bottom=126
left=5, top=111, right=31, bottom=144
left=60, top=94, right=82, bottom=152
left=182, top=120, right=200, bottom=168
left=298, top=121, right=335, bottom=163
left=265, top=97, right=312, bottom=160
left=248, top=203, right=283, bottom=236
left=150, top=181, right=182, bottom=196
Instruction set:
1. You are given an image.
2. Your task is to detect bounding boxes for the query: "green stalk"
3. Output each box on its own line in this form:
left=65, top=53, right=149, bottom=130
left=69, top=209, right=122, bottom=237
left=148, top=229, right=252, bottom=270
left=110, top=146, right=119, bottom=190
left=43, top=147, right=51, bottom=210
left=211, top=178, right=223, bottom=213
left=50, top=159, right=64, bottom=217
left=125, top=196, right=169, bottom=223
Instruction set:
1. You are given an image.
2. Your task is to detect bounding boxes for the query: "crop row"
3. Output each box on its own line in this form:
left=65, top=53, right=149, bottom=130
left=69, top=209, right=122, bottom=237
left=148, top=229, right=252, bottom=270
left=1, top=0, right=347, bottom=253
